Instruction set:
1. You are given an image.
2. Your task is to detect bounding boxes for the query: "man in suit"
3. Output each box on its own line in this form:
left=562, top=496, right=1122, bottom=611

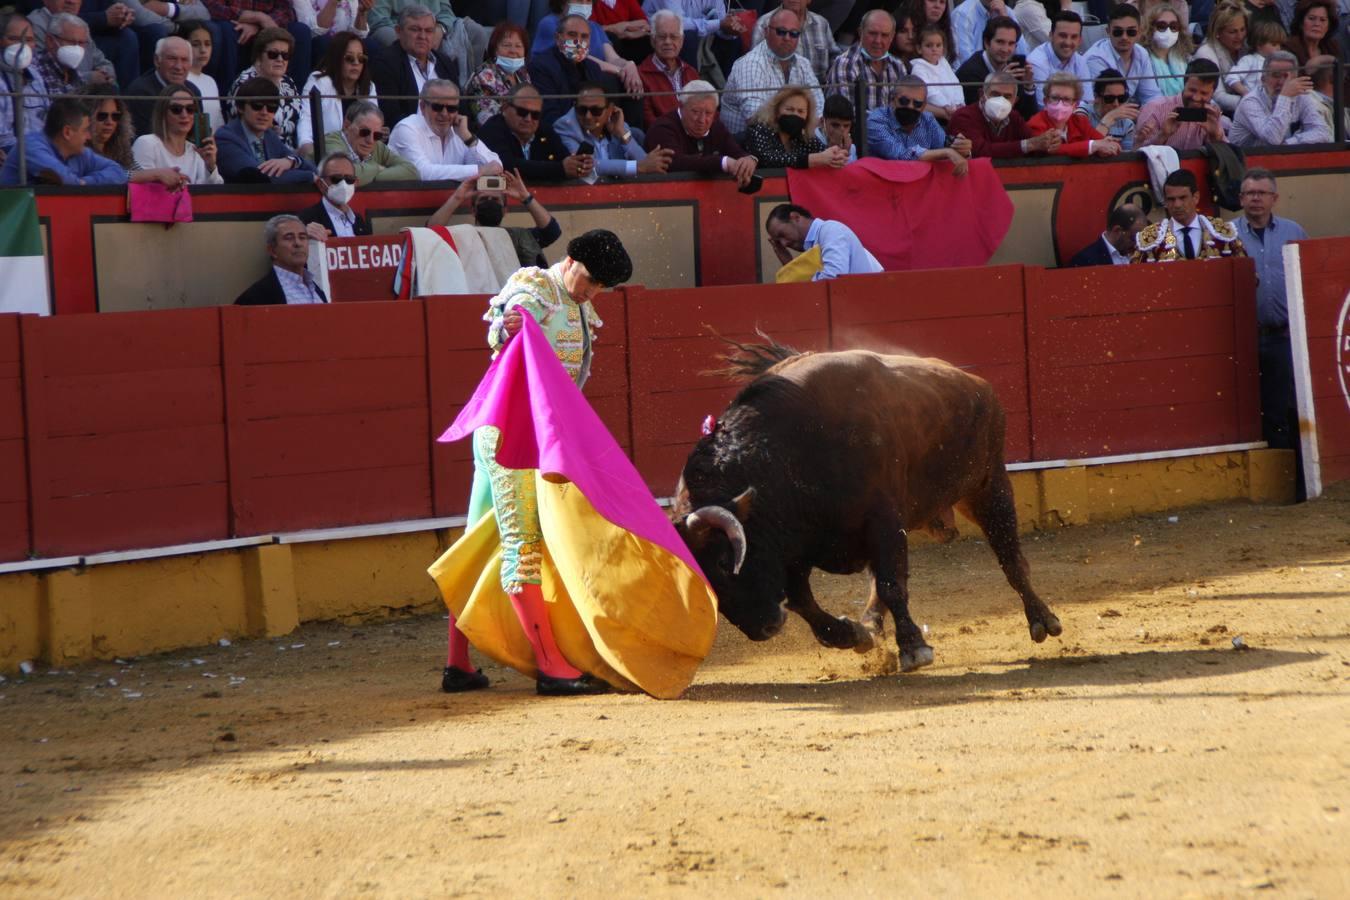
left=371, top=4, right=458, bottom=129
left=1068, top=204, right=1143, bottom=267
left=478, top=83, right=592, bottom=183
left=214, top=76, right=314, bottom=183
left=299, top=153, right=373, bottom=240
left=954, top=15, right=1038, bottom=120
left=235, top=214, right=328, bottom=305
left=123, top=35, right=200, bottom=136
left=527, top=13, right=637, bottom=130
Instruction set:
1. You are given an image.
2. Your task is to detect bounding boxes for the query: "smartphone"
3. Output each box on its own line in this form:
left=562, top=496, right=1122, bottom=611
left=737, top=173, right=764, bottom=195
left=476, top=174, right=505, bottom=191
left=190, top=112, right=209, bottom=147
left=1176, top=106, right=1207, bottom=123
left=577, top=141, right=595, bottom=156
left=1010, top=54, right=1027, bottom=68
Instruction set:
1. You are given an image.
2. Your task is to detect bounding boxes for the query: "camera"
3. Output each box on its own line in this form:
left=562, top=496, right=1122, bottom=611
left=1175, top=107, right=1207, bottom=123
left=476, top=175, right=505, bottom=192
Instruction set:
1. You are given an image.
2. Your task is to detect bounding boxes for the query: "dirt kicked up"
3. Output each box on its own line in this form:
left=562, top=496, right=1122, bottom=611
left=1, top=486, right=1348, bottom=898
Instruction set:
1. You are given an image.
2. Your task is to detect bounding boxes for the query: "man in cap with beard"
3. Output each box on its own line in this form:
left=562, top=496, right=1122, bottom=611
left=436, top=227, right=633, bottom=697
left=426, top=168, right=562, bottom=269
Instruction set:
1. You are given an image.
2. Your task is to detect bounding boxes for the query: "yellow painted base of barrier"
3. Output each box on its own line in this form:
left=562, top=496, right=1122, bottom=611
left=0, top=449, right=1296, bottom=673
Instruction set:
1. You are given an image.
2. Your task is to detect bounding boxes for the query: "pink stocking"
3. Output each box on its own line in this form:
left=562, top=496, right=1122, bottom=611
left=509, top=584, right=583, bottom=679
left=445, top=613, right=475, bottom=671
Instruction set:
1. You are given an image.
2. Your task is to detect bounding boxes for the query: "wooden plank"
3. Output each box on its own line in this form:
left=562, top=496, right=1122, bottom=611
left=0, top=501, right=27, bottom=562
left=238, top=357, right=428, bottom=420
left=1032, top=259, right=1238, bottom=319
left=232, top=409, right=429, bottom=479
left=1038, top=355, right=1241, bottom=413
left=0, top=314, right=19, bottom=362
left=19, top=316, right=50, bottom=560
left=233, top=466, right=432, bottom=535
left=628, top=283, right=830, bottom=340
left=229, top=301, right=427, bottom=363
left=1039, top=306, right=1237, bottom=367
left=830, top=316, right=1027, bottom=367
left=1034, top=399, right=1240, bottom=459
left=44, top=368, right=225, bottom=436
left=829, top=265, right=1025, bottom=326
left=45, top=426, right=227, bottom=497
left=40, top=483, right=229, bottom=557
left=1229, top=257, right=1262, bottom=442
left=35, top=308, right=221, bottom=376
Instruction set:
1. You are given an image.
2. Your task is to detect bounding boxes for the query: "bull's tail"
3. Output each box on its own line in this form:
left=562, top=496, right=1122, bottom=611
left=706, top=328, right=803, bottom=381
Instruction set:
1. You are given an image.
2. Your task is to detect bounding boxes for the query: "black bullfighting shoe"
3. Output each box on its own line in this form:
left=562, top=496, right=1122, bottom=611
left=535, top=673, right=612, bottom=696
left=441, top=666, right=491, bottom=693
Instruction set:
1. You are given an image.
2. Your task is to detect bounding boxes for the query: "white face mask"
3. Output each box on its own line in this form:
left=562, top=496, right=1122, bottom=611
left=2, top=43, right=33, bottom=71
left=567, top=3, right=592, bottom=17
left=326, top=179, right=355, bottom=205
left=1152, top=28, right=1179, bottom=50
left=56, top=43, right=85, bottom=70
left=982, top=94, right=1012, bottom=121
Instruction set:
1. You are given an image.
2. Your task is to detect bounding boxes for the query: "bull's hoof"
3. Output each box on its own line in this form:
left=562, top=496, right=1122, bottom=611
left=1028, top=613, right=1063, bottom=644
left=899, top=644, right=935, bottom=672
left=848, top=619, right=877, bottom=654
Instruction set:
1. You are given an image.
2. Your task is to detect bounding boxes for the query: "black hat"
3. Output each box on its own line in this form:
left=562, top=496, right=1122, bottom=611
left=566, top=229, right=632, bottom=288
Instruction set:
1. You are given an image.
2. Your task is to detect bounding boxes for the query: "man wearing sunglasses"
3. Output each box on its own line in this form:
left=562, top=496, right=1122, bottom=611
left=1084, top=68, right=1149, bottom=149
left=371, top=5, right=458, bottom=128
left=389, top=79, right=504, bottom=182
left=554, top=82, right=675, bottom=182
left=480, top=83, right=594, bottom=182
left=752, top=0, right=838, bottom=84
left=125, top=36, right=202, bottom=137
left=721, top=8, right=824, bottom=136
left=299, top=152, right=373, bottom=239
left=215, top=75, right=315, bottom=182
left=867, top=76, right=972, bottom=172
left=528, top=13, right=640, bottom=131
left=1084, top=3, right=1162, bottom=107
left=324, top=100, right=419, bottom=184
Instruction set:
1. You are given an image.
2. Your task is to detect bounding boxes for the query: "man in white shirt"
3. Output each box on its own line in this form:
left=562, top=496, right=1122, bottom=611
left=720, top=8, right=823, bottom=136
left=388, top=79, right=503, bottom=182
left=766, top=202, right=882, bottom=281
left=1027, top=11, right=1091, bottom=110
left=1083, top=3, right=1161, bottom=107
left=1230, top=51, right=1332, bottom=147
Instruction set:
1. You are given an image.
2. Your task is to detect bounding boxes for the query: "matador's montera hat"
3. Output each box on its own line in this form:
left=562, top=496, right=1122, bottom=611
left=567, top=229, right=633, bottom=288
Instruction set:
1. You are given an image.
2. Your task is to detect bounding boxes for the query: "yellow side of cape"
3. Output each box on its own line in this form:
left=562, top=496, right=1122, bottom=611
left=775, top=245, right=823, bottom=283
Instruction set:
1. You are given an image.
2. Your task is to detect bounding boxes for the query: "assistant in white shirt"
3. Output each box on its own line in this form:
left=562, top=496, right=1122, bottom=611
left=388, top=111, right=502, bottom=181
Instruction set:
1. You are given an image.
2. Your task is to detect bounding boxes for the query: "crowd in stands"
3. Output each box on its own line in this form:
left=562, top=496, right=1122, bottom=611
left=0, top=0, right=1345, bottom=187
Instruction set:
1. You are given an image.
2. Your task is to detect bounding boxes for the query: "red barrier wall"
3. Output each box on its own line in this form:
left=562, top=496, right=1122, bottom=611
left=1288, top=238, right=1350, bottom=488
left=0, top=317, right=29, bottom=561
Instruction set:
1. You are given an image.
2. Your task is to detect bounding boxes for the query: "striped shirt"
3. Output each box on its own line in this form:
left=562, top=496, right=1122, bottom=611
left=825, top=46, right=907, bottom=117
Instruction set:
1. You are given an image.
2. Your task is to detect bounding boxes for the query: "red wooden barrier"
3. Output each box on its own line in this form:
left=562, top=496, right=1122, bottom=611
left=325, top=235, right=404, bottom=302
left=222, top=302, right=433, bottom=535
left=0, top=316, right=30, bottom=560
left=21, top=309, right=229, bottom=557
left=1287, top=237, right=1350, bottom=491
left=1024, top=259, right=1260, bottom=460
left=826, top=266, right=1032, bottom=462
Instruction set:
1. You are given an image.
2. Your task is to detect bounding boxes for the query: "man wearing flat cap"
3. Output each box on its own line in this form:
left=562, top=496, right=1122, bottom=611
left=439, top=229, right=634, bottom=698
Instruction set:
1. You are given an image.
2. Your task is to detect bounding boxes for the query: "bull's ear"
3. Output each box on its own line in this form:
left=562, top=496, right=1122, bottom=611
left=732, top=487, right=755, bottom=521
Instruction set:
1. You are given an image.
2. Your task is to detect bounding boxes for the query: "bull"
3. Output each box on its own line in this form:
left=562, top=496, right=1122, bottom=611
left=672, top=337, right=1062, bottom=672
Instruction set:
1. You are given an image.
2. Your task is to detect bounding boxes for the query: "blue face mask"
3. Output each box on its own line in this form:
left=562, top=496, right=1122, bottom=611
left=496, top=55, right=525, bottom=73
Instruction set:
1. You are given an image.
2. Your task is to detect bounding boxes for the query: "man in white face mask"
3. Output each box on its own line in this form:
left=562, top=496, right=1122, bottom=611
left=30, top=14, right=113, bottom=94
left=1, top=13, right=49, bottom=166
left=947, top=70, right=1062, bottom=158
left=27, top=3, right=117, bottom=85
left=300, top=153, right=373, bottom=240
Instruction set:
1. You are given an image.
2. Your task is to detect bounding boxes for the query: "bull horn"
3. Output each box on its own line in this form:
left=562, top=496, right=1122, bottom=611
left=685, top=505, right=748, bottom=575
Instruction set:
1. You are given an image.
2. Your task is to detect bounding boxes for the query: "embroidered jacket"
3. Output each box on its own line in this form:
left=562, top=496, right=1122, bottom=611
left=484, top=262, right=603, bottom=387
left=1130, top=216, right=1247, bottom=263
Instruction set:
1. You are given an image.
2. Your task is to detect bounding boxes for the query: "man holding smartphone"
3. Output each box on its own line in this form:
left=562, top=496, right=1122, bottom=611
left=388, top=79, right=503, bottom=182
left=954, top=16, right=1039, bottom=120
left=1135, top=58, right=1229, bottom=150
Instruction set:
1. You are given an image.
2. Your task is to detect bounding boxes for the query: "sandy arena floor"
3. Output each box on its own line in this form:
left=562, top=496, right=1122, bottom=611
left=2, top=486, right=1348, bottom=898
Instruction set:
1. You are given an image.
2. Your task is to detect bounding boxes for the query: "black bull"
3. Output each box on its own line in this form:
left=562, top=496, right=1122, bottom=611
left=671, top=340, right=1062, bottom=671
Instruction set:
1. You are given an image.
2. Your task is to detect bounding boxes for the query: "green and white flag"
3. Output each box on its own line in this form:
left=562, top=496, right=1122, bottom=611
left=0, top=190, right=50, bottom=315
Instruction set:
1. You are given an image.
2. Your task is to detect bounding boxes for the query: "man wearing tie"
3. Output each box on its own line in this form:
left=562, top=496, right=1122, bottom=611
left=1131, top=169, right=1245, bottom=264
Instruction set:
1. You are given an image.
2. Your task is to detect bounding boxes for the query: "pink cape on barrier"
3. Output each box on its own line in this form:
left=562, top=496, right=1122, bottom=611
left=439, top=313, right=707, bottom=580
left=785, top=158, right=1014, bottom=271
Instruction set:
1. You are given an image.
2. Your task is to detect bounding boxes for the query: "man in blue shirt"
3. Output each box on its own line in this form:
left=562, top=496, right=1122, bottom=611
left=866, top=75, right=972, bottom=172
left=1231, top=167, right=1308, bottom=459
left=765, top=202, right=883, bottom=281
left=0, top=96, right=126, bottom=186
left=1083, top=4, right=1162, bottom=107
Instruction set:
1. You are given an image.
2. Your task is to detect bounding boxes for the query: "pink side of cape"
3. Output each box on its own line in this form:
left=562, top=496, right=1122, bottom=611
left=440, top=314, right=707, bottom=579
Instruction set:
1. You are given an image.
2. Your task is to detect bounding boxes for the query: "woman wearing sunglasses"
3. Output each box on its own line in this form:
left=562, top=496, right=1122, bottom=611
left=226, top=27, right=302, bottom=147
left=297, top=30, right=378, bottom=157
left=1145, top=3, right=1195, bottom=95
left=322, top=100, right=418, bottom=183
left=82, top=83, right=197, bottom=190
left=132, top=85, right=224, bottom=185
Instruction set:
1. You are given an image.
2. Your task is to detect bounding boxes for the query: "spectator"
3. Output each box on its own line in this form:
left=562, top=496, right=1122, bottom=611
left=641, top=0, right=746, bottom=60
left=83, top=82, right=137, bottom=169
left=0, top=95, right=127, bottom=184
left=234, top=214, right=327, bottom=305
left=956, top=15, right=1039, bottom=119
left=125, top=35, right=200, bottom=136
left=910, top=0, right=958, bottom=63
left=368, top=0, right=488, bottom=82
left=1136, top=57, right=1229, bottom=149
left=479, top=83, right=591, bottom=181
left=1027, top=11, right=1090, bottom=111
left=215, top=75, right=316, bottom=182
left=765, top=202, right=883, bottom=280
left=325, top=101, right=418, bottom=182
left=892, top=5, right=923, bottom=64
left=592, top=0, right=651, bottom=63
left=825, top=10, right=905, bottom=119
left=1, top=13, right=48, bottom=165
left=637, top=9, right=698, bottom=123
left=131, top=83, right=223, bottom=183
left=1131, top=168, right=1246, bottom=262
left=1144, top=3, right=1193, bottom=96
left=1011, top=0, right=1054, bottom=49
left=752, top=0, right=837, bottom=83
left=866, top=74, right=972, bottom=169
left=947, top=70, right=1063, bottom=157
left=1194, top=3, right=1250, bottom=112
left=1245, top=0, right=1286, bottom=31
left=951, top=0, right=1027, bottom=63
left=291, top=0, right=373, bottom=41
left=465, top=22, right=532, bottom=126
left=554, top=82, right=673, bottom=181
left=87, top=0, right=193, bottom=86
left=1085, top=67, right=1151, bottom=148
left=370, top=5, right=458, bottom=129
left=32, top=12, right=112, bottom=91
left=1285, top=0, right=1341, bottom=63
left=200, top=0, right=313, bottom=86
left=528, top=13, right=631, bottom=128
left=1084, top=4, right=1163, bottom=107
left=1231, top=49, right=1332, bottom=143
left=428, top=168, right=563, bottom=267
left=1026, top=72, right=1122, bottom=156
left=227, top=28, right=301, bottom=146
left=299, top=151, right=372, bottom=238
left=910, top=23, right=963, bottom=121
left=1307, top=53, right=1350, bottom=136
left=1067, top=203, right=1145, bottom=266
left=390, top=79, right=504, bottom=181
left=721, top=9, right=824, bottom=136
left=1231, top=167, right=1307, bottom=453
left=180, top=21, right=223, bottom=130
left=68, top=0, right=141, bottom=88
left=531, top=0, right=642, bottom=93
left=816, top=92, right=855, bottom=159
left=644, top=79, right=758, bottom=185
left=1226, top=18, right=1289, bottom=99
left=741, top=85, right=844, bottom=169
left=297, top=30, right=377, bottom=156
